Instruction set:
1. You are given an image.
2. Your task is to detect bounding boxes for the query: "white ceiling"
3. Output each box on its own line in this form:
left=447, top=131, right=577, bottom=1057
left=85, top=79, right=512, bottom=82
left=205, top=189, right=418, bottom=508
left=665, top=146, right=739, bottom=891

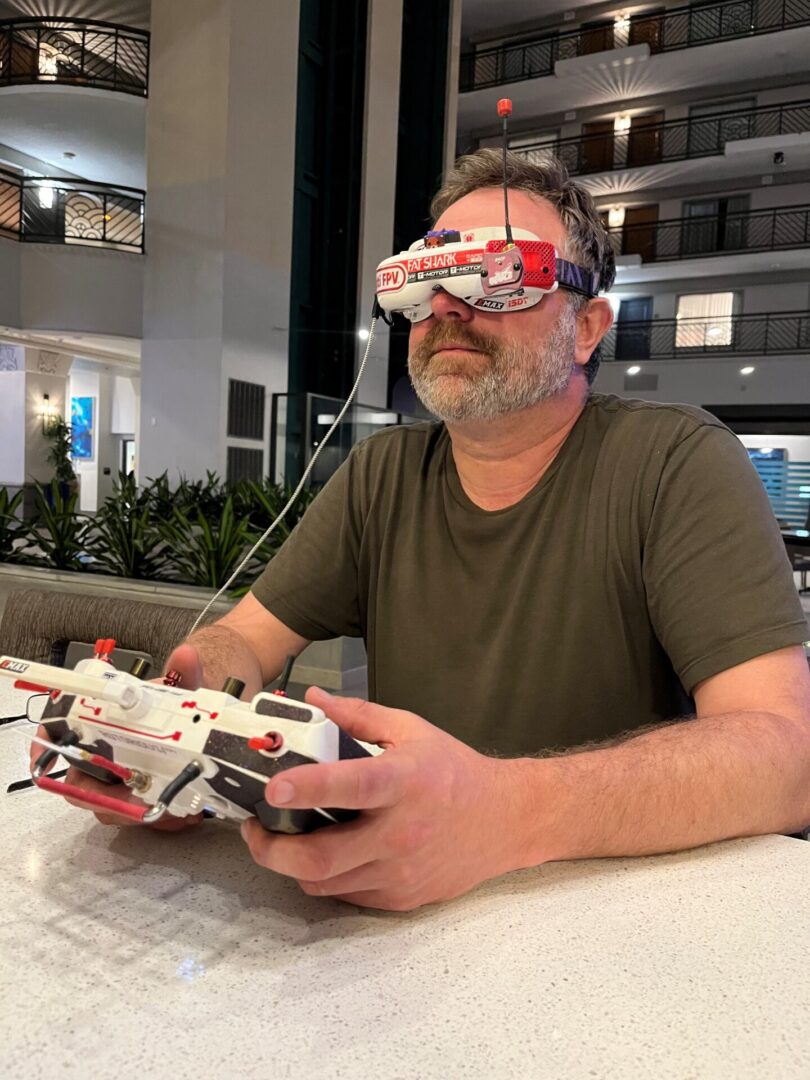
left=0, top=85, right=146, bottom=188
left=0, top=325, right=140, bottom=368
left=462, top=0, right=597, bottom=42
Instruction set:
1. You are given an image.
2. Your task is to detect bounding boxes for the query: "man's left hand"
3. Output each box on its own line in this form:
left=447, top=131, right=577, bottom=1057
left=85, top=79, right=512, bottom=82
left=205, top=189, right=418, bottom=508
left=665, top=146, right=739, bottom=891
left=239, top=688, right=531, bottom=911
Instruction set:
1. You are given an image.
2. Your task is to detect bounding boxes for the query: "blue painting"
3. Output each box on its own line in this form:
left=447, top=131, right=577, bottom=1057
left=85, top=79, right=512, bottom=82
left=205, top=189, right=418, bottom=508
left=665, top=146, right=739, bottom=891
left=71, top=396, right=94, bottom=459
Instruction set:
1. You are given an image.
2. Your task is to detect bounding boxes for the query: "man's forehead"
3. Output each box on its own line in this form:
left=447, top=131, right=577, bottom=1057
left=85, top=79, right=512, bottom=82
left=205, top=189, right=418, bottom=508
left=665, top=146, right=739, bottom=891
left=434, top=187, right=567, bottom=246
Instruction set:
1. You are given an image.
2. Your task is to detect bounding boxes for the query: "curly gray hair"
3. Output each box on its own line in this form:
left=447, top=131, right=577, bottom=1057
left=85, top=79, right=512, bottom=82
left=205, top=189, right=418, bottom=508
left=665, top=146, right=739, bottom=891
left=431, top=149, right=615, bottom=384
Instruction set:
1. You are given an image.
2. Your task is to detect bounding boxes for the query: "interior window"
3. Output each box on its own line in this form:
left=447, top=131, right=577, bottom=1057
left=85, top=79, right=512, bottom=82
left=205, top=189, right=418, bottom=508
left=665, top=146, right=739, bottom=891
left=676, top=292, right=735, bottom=347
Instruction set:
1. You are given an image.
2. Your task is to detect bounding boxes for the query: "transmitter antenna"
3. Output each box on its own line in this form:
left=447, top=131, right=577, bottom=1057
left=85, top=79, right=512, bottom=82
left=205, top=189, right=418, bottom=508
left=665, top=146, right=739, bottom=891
left=497, top=98, right=514, bottom=247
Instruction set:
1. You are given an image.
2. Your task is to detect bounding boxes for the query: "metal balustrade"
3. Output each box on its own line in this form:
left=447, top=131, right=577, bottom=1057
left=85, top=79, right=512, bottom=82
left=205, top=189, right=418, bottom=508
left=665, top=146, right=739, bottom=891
left=461, top=0, right=810, bottom=92
left=515, top=99, right=810, bottom=177
left=0, top=168, right=145, bottom=253
left=610, top=202, right=810, bottom=262
left=603, top=310, right=810, bottom=362
left=0, top=16, right=148, bottom=96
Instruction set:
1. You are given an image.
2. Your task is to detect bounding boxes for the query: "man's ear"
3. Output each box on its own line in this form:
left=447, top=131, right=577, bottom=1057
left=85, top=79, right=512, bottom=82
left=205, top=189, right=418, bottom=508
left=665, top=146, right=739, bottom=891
left=574, top=298, right=613, bottom=368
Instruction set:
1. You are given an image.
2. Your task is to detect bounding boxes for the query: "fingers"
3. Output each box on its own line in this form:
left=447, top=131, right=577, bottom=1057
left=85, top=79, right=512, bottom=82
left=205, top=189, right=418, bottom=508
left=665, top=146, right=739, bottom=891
left=264, top=752, right=410, bottom=812
left=240, top=815, right=381, bottom=881
left=162, top=643, right=203, bottom=689
left=145, top=811, right=205, bottom=832
left=305, top=688, right=422, bottom=746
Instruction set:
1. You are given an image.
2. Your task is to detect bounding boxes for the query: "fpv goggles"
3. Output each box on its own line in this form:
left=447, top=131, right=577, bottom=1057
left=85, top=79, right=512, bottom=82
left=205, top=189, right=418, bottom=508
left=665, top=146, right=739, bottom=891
left=375, top=227, right=602, bottom=323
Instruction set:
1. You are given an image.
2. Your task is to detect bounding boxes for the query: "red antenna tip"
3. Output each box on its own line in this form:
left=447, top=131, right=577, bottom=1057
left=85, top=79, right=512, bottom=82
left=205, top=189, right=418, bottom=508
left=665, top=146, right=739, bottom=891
left=497, top=98, right=513, bottom=118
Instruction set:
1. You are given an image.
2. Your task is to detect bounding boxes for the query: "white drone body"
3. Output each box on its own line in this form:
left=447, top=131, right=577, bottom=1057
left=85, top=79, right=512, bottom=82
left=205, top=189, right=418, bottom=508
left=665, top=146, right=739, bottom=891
left=0, top=652, right=379, bottom=833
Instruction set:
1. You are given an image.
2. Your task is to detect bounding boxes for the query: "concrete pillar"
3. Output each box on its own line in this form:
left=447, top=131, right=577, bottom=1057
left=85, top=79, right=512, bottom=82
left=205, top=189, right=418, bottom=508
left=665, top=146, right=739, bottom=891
left=444, top=0, right=464, bottom=177
left=139, top=0, right=300, bottom=482
left=355, top=0, right=404, bottom=407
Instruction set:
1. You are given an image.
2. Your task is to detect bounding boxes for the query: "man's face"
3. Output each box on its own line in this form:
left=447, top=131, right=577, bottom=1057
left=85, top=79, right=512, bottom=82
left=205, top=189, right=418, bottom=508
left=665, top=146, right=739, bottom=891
left=408, top=188, right=583, bottom=423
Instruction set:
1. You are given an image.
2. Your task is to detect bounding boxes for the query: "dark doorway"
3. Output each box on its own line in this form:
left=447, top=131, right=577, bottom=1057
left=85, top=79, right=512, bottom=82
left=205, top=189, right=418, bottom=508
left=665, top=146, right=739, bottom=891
left=579, top=20, right=614, bottom=54
left=623, top=205, right=659, bottom=261
left=682, top=195, right=749, bottom=256
left=581, top=120, right=614, bottom=174
left=627, top=111, right=664, bottom=167
left=615, top=297, right=653, bottom=360
left=629, top=9, right=665, bottom=52
left=286, top=0, right=369, bottom=482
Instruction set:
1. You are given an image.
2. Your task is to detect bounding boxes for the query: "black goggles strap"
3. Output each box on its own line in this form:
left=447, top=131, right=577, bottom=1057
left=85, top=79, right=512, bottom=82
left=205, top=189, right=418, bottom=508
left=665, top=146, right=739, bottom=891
left=556, top=258, right=600, bottom=299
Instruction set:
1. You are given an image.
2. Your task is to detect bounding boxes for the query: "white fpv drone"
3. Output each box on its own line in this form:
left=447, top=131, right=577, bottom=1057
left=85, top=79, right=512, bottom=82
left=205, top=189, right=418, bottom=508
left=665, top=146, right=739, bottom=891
left=1, top=642, right=380, bottom=834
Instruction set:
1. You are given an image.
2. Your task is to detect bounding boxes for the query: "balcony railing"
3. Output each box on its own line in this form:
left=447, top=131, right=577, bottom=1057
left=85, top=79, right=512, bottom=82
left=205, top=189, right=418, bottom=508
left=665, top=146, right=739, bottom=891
left=516, top=99, right=810, bottom=177
left=603, top=310, right=810, bottom=362
left=0, top=168, right=145, bottom=253
left=0, top=17, right=148, bottom=96
left=461, top=0, right=810, bottom=92
left=609, top=202, right=810, bottom=263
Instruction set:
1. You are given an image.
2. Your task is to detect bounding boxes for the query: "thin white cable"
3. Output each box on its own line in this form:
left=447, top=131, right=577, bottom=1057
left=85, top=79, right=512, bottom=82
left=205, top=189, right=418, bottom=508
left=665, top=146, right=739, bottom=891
left=189, top=316, right=379, bottom=634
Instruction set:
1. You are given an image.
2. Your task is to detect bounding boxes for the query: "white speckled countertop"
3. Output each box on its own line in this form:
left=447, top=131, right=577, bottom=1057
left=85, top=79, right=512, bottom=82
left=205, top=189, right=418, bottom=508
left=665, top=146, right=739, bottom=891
left=1, top=683, right=808, bottom=1080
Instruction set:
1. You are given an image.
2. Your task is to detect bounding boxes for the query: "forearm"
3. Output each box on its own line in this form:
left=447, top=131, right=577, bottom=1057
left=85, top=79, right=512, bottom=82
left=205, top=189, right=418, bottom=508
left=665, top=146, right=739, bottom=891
left=510, top=711, right=810, bottom=867
left=178, top=624, right=268, bottom=697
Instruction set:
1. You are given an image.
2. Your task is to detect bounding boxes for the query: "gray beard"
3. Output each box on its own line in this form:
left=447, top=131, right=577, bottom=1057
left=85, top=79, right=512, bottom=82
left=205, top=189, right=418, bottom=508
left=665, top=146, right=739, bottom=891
left=407, top=304, right=578, bottom=423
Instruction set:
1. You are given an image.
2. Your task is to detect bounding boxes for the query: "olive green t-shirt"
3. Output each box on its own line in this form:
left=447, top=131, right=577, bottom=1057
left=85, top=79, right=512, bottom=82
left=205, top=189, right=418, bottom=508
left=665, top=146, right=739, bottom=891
left=252, top=393, right=808, bottom=756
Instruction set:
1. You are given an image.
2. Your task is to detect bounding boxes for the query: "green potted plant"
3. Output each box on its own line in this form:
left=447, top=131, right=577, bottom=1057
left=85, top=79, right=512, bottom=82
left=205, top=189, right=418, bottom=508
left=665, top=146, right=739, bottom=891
left=42, top=416, right=79, bottom=503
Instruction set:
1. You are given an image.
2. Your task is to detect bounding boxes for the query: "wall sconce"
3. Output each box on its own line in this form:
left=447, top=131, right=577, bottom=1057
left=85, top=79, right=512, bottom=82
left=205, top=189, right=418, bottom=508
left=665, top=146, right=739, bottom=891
left=614, top=14, right=631, bottom=35
left=608, top=206, right=626, bottom=229
left=38, top=49, right=59, bottom=76
left=39, top=393, right=58, bottom=433
left=37, top=183, right=55, bottom=210
left=614, top=114, right=632, bottom=135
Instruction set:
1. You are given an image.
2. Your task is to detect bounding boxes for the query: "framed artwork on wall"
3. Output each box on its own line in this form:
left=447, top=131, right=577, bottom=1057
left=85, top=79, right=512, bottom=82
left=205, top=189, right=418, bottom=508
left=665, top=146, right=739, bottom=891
left=71, top=396, right=95, bottom=460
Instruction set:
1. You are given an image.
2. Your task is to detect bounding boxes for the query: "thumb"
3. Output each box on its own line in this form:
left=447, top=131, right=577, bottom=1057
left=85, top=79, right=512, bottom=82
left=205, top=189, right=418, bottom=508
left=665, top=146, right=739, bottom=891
left=163, top=643, right=204, bottom=690
left=305, top=687, right=420, bottom=746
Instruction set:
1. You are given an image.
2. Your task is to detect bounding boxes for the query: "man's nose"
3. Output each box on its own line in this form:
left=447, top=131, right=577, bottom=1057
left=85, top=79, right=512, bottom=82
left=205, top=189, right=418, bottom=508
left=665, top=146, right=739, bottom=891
left=429, top=287, right=473, bottom=321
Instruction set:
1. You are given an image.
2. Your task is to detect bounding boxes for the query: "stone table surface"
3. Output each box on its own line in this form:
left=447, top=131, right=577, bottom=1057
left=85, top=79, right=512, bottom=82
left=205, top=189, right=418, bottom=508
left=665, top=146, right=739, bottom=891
left=0, top=681, right=808, bottom=1080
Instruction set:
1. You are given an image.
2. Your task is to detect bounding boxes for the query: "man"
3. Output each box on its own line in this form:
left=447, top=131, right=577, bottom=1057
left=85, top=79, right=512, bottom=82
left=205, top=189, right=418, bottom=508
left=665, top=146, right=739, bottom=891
left=59, top=151, right=810, bottom=910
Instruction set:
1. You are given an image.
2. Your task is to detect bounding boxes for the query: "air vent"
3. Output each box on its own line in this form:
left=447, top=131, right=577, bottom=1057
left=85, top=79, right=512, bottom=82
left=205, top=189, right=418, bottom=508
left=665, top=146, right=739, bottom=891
left=625, top=373, right=658, bottom=392
left=227, top=446, right=263, bottom=483
left=227, top=379, right=265, bottom=439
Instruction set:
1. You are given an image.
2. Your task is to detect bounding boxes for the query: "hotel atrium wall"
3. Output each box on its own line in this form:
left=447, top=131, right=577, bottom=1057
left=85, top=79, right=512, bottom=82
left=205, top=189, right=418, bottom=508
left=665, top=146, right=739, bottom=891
left=456, top=0, right=810, bottom=411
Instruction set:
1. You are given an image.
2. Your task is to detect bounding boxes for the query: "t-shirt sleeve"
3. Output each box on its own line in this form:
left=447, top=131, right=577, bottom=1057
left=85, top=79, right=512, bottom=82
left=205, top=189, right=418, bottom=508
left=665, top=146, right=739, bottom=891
left=642, top=424, right=808, bottom=693
left=250, top=453, right=363, bottom=640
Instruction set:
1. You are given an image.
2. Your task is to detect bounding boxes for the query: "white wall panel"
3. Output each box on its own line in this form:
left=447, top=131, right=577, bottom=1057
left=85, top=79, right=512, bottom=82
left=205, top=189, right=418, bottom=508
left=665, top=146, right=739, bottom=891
left=18, top=245, right=143, bottom=337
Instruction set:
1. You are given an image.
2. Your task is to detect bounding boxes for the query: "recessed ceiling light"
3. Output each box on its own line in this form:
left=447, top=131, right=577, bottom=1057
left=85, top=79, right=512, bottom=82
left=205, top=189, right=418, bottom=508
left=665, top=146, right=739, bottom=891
left=626, top=365, right=641, bottom=375
left=358, top=328, right=369, bottom=341
left=740, top=366, right=755, bottom=375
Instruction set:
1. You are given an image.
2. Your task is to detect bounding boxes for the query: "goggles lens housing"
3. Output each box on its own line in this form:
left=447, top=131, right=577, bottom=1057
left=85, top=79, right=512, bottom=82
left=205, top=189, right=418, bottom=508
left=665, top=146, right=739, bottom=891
left=374, top=227, right=597, bottom=323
